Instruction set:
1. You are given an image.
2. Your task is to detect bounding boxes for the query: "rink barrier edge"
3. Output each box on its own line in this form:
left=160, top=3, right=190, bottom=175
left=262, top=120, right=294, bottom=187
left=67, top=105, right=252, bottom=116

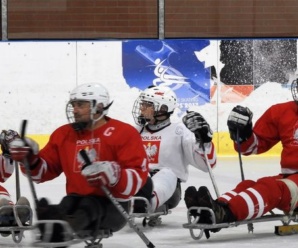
left=28, top=132, right=281, bottom=157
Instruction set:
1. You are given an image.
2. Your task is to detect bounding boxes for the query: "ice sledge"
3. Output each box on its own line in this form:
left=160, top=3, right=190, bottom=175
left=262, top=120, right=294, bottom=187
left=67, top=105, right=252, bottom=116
left=183, top=206, right=298, bottom=240
left=129, top=196, right=171, bottom=227
left=0, top=204, right=34, bottom=243
left=32, top=219, right=113, bottom=248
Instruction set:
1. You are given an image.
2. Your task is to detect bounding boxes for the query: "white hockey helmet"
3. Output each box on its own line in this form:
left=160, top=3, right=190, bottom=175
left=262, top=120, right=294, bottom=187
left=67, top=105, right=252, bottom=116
left=132, top=85, right=177, bottom=125
left=140, top=85, right=177, bottom=112
left=66, top=83, right=113, bottom=130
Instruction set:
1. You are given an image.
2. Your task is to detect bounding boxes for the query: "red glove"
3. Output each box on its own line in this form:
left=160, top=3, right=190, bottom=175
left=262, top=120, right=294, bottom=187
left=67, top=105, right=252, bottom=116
left=9, top=137, right=39, bottom=162
left=81, top=161, right=121, bottom=187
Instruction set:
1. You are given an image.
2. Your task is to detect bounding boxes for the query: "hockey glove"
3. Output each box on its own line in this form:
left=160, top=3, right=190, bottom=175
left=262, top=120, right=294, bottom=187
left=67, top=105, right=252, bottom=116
left=9, top=137, right=39, bottom=163
left=182, top=111, right=213, bottom=143
left=0, top=129, right=20, bottom=158
left=227, top=105, right=253, bottom=143
left=81, top=161, right=121, bottom=187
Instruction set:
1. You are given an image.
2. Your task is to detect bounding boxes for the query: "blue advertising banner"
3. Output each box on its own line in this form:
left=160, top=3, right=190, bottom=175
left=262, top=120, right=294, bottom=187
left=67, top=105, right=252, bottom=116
left=122, top=39, right=212, bottom=114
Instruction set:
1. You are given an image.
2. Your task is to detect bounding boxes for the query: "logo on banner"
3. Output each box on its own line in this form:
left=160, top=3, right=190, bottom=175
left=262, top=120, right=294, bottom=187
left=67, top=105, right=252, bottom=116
left=122, top=40, right=212, bottom=115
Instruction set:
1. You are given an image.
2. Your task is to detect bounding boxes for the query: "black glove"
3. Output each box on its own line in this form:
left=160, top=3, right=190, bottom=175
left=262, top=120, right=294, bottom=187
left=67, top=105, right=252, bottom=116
left=0, top=129, right=20, bottom=158
left=227, top=105, right=253, bottom=143
left=182, top=111, right=213, bottom=143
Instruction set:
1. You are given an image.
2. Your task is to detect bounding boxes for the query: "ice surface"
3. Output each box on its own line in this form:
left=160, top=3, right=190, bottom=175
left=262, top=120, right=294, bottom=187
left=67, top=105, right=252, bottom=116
left=2, top=156, right=298, bottom=247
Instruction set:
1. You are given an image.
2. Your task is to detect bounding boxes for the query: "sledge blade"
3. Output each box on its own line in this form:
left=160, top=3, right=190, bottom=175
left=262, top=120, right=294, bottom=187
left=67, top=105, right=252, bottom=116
left=129, top=196, right=171, bottom=218
left=275, top=224, right=298, bottom=236
left=32, top=220, right=112, bottom=247
left=183, top=206, right=298, bottom=240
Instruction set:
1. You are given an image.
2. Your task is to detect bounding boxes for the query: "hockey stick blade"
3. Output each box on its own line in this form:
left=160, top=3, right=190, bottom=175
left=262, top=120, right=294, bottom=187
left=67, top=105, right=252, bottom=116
left=275, top=224, right=298, bottom=235
left=79, top=149, right=155, bottom=248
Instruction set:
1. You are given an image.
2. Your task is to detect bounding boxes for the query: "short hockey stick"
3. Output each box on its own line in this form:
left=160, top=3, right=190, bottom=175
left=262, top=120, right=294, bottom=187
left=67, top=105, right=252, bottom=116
left=15, top=161, right=20, bottom=201
left=20, top=120, right=39, bottom=209
left=79, top=149, right=155, bottom=248
left=236, top=128, right=275, bottom=217
left=235, top=129, right=255, bottom=231
left=198, top=135, right=220, bottom=198
left=233, top=129, right=255, bottom=232
left=236, top=129, right=245, bottom=181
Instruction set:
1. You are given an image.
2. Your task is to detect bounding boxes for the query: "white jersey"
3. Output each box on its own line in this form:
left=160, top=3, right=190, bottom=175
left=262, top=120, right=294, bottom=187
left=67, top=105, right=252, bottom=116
left=137, top=121, right=217, bottom=182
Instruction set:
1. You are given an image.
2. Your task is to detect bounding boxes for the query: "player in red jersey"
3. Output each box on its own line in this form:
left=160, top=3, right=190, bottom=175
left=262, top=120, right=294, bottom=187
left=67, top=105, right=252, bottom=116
left=185, top=78, right=298, bottom=233
left=0, top=130, right=31, bottom=237
left=8, top=83, right=149, bottom=242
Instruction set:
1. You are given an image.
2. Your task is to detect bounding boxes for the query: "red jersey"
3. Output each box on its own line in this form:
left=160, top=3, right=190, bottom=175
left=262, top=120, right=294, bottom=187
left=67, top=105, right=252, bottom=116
left=0, top=156, right=14, bottom=183
left=21, top=117, right=148, bottom=201
left=237, top=101, right=298, bottom=174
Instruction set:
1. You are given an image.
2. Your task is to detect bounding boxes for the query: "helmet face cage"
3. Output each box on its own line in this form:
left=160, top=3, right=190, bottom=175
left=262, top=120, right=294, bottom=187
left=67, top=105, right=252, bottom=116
left=291, top=79, right=298, bottom=103
left=132, top=97, right=160, bottom=125
left=66, top=83, right=111, bottom=130
left=66, top=99, right=94, bottom=131
left=66, top=101, right=75, bottom=124
left=132, top=86, right=177, bottom=126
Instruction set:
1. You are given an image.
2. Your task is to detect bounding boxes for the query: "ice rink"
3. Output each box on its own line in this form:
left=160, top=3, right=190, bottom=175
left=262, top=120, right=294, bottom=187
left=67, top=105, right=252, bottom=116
left=1, top=155, right=298, bottom=247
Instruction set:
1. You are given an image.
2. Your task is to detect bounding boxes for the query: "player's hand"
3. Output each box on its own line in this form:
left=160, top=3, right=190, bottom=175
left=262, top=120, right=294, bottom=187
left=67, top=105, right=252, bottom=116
left=9, top=137, right=39, bottom=162
left=227, top=105, right=253, bottom=143
left=81, top=161, right=121, bottom=187
left=183, top=111, right=213, bottom=143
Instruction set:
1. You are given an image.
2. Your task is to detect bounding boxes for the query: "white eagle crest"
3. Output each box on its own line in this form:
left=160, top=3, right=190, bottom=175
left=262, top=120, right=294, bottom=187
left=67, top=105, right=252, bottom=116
left=145, top=143, right=158, bottom=160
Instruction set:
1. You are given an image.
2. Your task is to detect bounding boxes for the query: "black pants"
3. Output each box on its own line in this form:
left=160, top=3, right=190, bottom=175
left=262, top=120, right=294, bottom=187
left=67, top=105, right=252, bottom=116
left=133, top=177, right=154, bottom=213
left=134, top=176, right=181, bottom=211
left=42, top=194, right=129, bottom=233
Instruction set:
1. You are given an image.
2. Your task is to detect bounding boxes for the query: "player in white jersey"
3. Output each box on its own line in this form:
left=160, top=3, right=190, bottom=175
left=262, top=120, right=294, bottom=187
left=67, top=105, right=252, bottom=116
left=131, top=85, right=217, bottom=226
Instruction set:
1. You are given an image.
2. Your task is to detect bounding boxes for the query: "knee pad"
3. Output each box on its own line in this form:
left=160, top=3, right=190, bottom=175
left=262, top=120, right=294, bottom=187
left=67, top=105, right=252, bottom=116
left=278, top=178, right=298, bottom=213
left=166, top=181, right=181, bottom=209
left=254, top=177, right=282, bottom=195
left=234, top=180, right=256, bottom=192
left=256, top=177, right=277, bottom=187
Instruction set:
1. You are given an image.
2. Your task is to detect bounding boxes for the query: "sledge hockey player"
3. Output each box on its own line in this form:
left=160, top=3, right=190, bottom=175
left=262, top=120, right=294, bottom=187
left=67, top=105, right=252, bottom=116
left=131, top=85, right=217, bottom=226
left=184, top=78, right=298, bottom=236
left=8, top=83, right=149, bottom=244
left=0, top=130, right=31, bottom=237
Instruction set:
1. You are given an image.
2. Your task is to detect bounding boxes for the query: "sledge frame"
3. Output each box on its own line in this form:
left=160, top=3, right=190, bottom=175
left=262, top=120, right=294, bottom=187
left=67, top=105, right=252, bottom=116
left=129, top=196, right=171, bottom=220
left=183, top=206, right=298, bottom=240
left=31, top=219, right=113, bottom=248
left=0, top=204, right=34, bottom=243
